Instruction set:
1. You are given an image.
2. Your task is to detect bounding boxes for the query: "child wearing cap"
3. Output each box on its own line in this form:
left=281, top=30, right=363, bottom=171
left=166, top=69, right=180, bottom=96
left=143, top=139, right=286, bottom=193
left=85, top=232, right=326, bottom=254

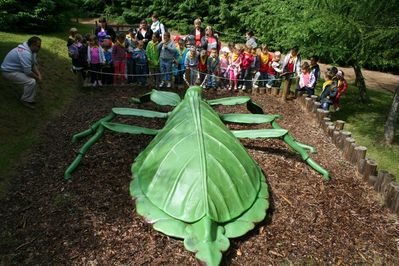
left=184, top=46, right=199, bottom=85
left=334, top=70, right=347, bottom=111
left=320, top=69, right=338, bottom=111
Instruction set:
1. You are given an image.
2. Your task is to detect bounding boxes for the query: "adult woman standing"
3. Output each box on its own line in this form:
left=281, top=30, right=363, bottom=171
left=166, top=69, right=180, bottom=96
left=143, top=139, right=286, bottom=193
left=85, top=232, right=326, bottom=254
left=200, top=26, right=220, bottom=55
left=136, top=19, right=153, bottom=49
left=95, top=17, right=116, bottom=44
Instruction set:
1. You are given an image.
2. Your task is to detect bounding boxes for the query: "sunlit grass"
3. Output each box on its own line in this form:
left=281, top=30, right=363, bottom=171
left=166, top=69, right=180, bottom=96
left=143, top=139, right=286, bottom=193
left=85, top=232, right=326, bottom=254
left=0, top=23, right=95, bottom=198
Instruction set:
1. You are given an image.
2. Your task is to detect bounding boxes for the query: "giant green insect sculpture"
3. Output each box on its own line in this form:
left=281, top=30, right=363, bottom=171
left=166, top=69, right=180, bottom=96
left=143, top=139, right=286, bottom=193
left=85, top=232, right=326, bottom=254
left=65, top=86, right=329, bottom=265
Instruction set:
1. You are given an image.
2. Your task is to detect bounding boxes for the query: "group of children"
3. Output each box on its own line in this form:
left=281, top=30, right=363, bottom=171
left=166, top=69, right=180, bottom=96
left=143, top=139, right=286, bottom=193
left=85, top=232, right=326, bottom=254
left=67, top=21, right=347, bottom=111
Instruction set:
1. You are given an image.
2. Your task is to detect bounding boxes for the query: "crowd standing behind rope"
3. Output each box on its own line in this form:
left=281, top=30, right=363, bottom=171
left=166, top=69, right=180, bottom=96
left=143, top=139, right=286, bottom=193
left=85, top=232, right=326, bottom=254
left=66, top=16, right=347, bottom=111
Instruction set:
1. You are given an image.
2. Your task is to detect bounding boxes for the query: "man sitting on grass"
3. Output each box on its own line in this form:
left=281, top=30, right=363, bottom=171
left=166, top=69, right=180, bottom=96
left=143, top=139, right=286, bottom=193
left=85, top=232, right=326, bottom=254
left=1, top=36, right=42, bottom=109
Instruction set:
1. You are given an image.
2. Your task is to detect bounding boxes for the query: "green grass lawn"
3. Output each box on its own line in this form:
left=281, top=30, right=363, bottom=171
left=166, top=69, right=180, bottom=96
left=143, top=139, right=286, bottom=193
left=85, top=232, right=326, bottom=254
left=0, top=23, right=95, bottom=198
left=316, top=84, right=399, bottom=179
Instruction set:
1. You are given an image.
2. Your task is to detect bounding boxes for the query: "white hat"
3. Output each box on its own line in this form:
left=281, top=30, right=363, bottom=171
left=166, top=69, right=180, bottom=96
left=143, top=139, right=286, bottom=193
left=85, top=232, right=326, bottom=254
left=220, top=47, right=230, bottom=53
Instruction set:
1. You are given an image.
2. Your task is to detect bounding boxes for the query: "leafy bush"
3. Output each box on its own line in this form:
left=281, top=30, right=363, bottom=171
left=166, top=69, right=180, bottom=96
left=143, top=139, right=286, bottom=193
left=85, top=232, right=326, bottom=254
left=0, top=0, right=79, bottom=32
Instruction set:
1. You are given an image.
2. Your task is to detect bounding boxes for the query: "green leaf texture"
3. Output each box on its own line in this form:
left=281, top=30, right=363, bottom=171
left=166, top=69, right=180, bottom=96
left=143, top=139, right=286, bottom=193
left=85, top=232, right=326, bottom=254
left=132, top=93, right=264, bottom=223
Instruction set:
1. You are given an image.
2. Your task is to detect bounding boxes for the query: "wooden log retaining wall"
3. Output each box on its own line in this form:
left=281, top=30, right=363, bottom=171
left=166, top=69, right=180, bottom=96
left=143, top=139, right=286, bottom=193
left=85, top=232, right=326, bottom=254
left=296, top=93, right=399, bottom=217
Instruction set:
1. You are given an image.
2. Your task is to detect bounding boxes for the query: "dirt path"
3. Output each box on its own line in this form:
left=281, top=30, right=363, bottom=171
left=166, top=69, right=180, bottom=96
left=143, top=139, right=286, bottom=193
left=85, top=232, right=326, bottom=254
left=0, top=86, right=398, bottom=265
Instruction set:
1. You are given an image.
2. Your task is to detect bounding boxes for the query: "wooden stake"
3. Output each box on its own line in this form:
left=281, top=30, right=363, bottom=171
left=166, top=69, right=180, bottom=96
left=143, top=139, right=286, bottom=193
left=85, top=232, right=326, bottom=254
left=313, top=101, right=321, bottom=113
left=338, top=131, right=352, bottom=150
left=384, top=182, right=399, bottom=214
left=351, top=146, right=367, bottom=165
left=327, top=125, right=335, bottom=137
left=324, top=121, right=334, bottom=133
left=362, top=158, right=378, bottom=181
left=335, top=120, right=345, bottom=131
left=333, top=130, right=340, bottom=145
left=305, top=97, right=313, bottom=112
left=272, top=87, right=279, bottom=96
left=259, top=87, right=266, bottom=94
left=368, top=175, right=378, bottom=186
left=343, top=137, right=356, bottom=160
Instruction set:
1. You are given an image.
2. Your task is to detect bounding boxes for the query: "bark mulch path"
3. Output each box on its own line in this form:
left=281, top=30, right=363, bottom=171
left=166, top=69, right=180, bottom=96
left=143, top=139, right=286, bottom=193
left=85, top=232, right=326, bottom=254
left=1, top=86, right=398, bottom=265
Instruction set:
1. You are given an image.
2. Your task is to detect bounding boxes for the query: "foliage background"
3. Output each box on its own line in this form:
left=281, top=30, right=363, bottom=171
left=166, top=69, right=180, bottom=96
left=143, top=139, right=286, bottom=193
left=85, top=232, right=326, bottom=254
left=1, top=0, right=398, bottom=73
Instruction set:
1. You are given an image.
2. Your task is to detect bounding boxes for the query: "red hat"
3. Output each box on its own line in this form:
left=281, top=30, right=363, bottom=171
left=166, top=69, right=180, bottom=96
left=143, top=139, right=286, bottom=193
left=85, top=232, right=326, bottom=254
left=174, top=35, right=181, bottom=42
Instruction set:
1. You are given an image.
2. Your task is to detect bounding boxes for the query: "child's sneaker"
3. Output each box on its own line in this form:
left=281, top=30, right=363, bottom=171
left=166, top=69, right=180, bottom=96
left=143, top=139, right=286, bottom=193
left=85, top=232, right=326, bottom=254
left=242, top=85, right=246, bottom=91
left=159, top=81, right=165, bottom=88
left=266, top=84, right=272, bottom=89
left=92, top=80, right=98, bottom=87
left=98, top=80, right=103, bottom=86
left=166, top=82, right=172, bottom=88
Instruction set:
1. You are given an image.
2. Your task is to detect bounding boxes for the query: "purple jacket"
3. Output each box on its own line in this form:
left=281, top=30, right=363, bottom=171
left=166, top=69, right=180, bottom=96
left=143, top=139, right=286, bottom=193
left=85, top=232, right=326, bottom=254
left=112, top=43, right=126, bottom=62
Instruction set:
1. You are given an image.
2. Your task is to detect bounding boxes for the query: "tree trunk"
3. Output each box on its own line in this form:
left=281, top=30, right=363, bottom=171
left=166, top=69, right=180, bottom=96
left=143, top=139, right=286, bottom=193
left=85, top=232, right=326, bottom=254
left=353, top=62, right=368, bottom=103
left=384, top=86, right=399, bottom=145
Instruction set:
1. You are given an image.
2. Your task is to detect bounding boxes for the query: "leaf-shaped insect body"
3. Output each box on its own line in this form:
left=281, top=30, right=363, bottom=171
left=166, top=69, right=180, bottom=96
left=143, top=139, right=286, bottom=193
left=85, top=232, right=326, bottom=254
left=66, top=86, right=329, bottom=265
left=132, top=88, right=264, bottom=223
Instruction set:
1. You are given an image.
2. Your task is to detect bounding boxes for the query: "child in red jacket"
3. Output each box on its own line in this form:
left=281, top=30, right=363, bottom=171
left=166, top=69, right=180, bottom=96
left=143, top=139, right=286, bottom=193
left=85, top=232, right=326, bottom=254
left=239, top=45, right=254, bottom=91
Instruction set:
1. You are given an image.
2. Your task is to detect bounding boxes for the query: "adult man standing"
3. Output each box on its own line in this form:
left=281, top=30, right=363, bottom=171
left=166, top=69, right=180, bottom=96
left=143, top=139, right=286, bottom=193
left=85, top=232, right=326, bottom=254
left=1, top=36, right=42, bottom=109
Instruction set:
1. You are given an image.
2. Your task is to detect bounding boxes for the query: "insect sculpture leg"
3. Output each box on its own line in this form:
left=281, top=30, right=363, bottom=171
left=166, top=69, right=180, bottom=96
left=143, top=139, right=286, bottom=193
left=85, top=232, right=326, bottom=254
left=130, top=89, right=181, bottom=106
left=207, top=96, right=264, bottom=114
left=65, top=108, right=168, bottom=179
left=220, top=113, right=329, bottom=180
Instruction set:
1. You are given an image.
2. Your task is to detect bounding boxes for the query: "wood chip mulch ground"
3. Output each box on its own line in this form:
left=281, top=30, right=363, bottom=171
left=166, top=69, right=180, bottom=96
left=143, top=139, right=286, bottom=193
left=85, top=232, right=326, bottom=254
left=1, top=86, right=398, bottom=265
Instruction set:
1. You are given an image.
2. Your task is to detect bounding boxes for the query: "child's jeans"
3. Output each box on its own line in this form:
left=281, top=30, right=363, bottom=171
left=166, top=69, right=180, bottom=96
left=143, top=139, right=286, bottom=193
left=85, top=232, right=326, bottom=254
left=114, top=60, right=125, bottom=84
left=207, top=74, right=217, bottom=88
left=266, top=74, right=276, bottom=88
left=90, top=63, right=102, bottom=83
left=296, top=86, right=314, bottom=96
left=175, top=64, right=185, bottom=85
left=160, top=59, right=173, bottom=81
left=126, top=57, right=136, bottom=84
left=186, top=67, right=198, bottom=85
left=136, top=64, right=147, bottom=85
left=220, top=69, right=228, bottom=88
left=101, top=64, right=114, bottom=85
left=240, top=68, right=252, bottom=89
left=259, top=72, right=268, bottom=87
left=149, top=66, right=160, bottom=86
